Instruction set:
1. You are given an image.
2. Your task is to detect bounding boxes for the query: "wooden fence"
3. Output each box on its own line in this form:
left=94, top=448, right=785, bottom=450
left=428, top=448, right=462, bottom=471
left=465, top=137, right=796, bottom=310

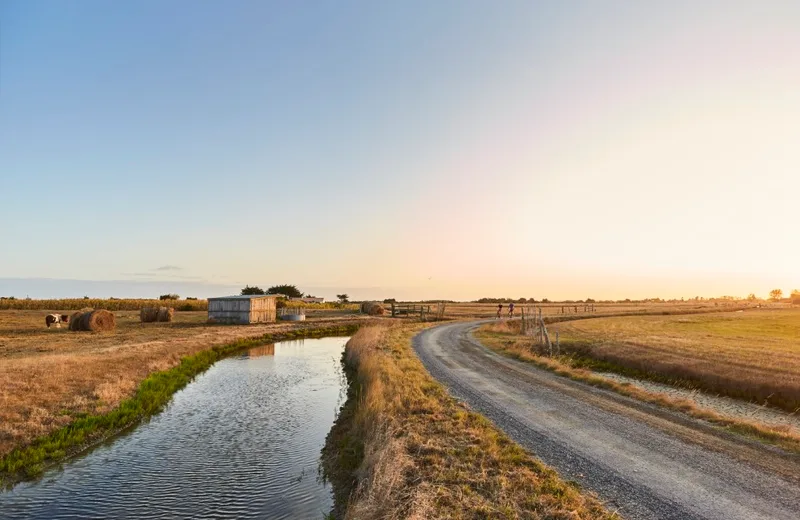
left=520, top=306, right=559, bottom=356
left=391, top=302, right=447, bottom=321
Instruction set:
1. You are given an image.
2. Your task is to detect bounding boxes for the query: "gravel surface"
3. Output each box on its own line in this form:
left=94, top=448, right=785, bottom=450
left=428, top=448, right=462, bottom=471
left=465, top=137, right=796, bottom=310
left=414, top=320, right=800, bottom=520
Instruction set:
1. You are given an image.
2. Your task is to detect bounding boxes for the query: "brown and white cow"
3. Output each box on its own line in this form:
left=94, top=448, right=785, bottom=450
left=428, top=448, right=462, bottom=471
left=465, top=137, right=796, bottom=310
left=45, top=314, right=70, bottom=328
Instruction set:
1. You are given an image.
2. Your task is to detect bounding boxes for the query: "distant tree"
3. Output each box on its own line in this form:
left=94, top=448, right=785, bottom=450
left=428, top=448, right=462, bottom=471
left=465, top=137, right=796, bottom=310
left=83, top=296, right=90, bottom=299
left=241, top=285, right=266, bottom=295
left=383, top=298, right=397, bottom=304
left=747, top=293, right=757, bottom=301
left=267, top=285, right=302, bottom=298
left=769, top=289, right=783, bottom=301
left=159, top=293, right=179, bottom=300
left=586, top=298, right=596, bottom=303
left=337, top=293, right=350, bottom=303
left=186, top=297, right=198, bottom=300
left=791, top=290, right=800, bottom=305
left=541, top=298, right=550, bottom=303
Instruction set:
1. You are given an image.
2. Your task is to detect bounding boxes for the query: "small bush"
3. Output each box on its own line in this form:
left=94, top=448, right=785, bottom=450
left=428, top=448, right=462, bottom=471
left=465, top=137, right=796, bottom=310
left=159, top=294, right=179, bottom=301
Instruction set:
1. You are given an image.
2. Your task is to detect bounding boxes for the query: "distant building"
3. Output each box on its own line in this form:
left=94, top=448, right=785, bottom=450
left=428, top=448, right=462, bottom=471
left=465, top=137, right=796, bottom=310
left=208, top=295, right=277, bottom=324
left=289, top=296, right=324, bottom=304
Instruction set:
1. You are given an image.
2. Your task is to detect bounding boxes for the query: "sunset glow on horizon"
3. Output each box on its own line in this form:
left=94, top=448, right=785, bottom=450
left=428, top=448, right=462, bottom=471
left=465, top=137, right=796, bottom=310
left=1, top=1, right=798, bottom=301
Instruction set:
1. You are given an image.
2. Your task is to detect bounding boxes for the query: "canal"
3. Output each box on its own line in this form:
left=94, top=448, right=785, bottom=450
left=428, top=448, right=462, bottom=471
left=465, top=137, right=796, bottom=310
left=0, top=336, right=350, bottom=519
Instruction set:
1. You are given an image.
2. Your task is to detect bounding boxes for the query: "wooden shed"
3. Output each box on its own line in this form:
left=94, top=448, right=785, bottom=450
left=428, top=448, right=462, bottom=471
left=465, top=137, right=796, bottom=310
left=207, top=295, right=277, bottom=324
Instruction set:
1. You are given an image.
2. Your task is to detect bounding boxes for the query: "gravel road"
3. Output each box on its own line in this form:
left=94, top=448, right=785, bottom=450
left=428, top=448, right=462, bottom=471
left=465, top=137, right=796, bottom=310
left=413, top=320, right=800, bottom=520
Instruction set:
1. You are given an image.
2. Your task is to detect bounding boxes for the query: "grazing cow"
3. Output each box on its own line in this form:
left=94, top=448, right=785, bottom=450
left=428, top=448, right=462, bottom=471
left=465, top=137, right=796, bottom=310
left=45, top=314, right=70, bottom=328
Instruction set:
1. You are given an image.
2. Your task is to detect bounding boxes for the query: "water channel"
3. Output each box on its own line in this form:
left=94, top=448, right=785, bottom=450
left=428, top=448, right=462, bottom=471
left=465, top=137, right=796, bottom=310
left=0, top=336, right=350, bottom=519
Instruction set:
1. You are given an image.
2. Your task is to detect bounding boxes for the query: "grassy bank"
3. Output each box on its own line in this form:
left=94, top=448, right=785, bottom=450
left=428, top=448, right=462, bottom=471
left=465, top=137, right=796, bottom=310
left=322, top=324, right=615, bottom=519
left=476, top=321, right=800, bottom=455
left=0, top=323, right=359, bottom=488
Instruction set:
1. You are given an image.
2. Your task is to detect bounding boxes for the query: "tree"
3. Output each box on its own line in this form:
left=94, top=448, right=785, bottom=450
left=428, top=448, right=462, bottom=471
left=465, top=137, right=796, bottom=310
left=241, top=285, right=265, bottom=295
left=769, top=289, right=783, bottom=301
left=267, top=284, right=302, bottom=298
left=747, top=293, right=757, bottom=301
left=159, top=293, right=179, bottom=300
left=791, top=289, right=800, bottom=298
left=337, top=294, right=350, bottom=303
left=383, top=298, right=397, bottom=304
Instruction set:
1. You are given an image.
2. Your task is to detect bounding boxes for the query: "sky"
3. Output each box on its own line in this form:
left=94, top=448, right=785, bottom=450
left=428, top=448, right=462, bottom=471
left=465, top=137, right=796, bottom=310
left=1, top=1, right=798, bottom=301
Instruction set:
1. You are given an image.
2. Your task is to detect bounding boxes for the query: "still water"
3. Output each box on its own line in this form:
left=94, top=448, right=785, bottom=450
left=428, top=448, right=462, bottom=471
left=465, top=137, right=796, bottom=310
left=1, top=336, right=350, bottom=520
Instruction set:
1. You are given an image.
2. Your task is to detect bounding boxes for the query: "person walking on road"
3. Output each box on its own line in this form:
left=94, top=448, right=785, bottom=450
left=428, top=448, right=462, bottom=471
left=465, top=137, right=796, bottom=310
left=508, top=302, right=515, bottom=318
left=497, top=304, right=503, bottom=319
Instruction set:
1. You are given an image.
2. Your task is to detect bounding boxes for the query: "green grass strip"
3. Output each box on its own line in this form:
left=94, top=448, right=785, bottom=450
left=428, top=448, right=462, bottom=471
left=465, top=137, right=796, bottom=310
left=0, top=324, right=360, bottom=488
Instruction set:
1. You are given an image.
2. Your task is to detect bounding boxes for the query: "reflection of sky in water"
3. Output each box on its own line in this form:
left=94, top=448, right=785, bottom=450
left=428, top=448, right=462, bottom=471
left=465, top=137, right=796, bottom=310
left=0, top=336, right=350, bottom=520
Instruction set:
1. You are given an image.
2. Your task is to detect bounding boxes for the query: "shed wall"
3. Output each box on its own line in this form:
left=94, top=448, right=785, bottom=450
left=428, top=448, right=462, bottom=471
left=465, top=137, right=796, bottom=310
left=208, top=297, right=276, bottom=324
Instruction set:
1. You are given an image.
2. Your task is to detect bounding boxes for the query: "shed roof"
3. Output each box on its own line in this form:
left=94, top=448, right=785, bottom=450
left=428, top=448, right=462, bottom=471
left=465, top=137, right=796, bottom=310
left=208, top=294, right=278, bottom=300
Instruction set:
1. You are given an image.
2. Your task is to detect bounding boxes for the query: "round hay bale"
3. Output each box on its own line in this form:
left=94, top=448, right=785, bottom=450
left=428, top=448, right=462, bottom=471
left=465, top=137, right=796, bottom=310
left=360, top=302, right=386, bottom=316
left=68, top=311, right=85, bottom=331
left=140, top=307, right=159, bottom=323
left=70, top=309, right=116, bottom=332
left=140, top=306, right=174, bottom=322
left=157, top=307, right=174, bottom=322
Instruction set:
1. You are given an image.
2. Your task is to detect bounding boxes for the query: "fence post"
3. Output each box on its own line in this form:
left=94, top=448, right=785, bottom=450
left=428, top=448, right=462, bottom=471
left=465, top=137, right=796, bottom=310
left=556, top=331, right=560, bottom=355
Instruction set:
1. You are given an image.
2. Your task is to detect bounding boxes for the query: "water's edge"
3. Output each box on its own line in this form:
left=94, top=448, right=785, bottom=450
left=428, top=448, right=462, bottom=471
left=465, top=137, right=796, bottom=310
left=321, top=347, right=362, bottom=520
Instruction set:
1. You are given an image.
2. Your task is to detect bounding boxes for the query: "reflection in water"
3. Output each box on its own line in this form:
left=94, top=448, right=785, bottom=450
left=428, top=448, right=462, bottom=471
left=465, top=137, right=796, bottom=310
left=245, top=343, right=275, bottom=358
left=0, top=336, right=350, bottom=520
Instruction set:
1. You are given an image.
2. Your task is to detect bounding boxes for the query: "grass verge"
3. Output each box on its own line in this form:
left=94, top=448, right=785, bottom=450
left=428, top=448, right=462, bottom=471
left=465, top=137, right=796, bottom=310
left=0, top=323, right=360, bottom=489
left=475, top=322, right=800, bottom=455
left=322, top=324, right=616, bottom=519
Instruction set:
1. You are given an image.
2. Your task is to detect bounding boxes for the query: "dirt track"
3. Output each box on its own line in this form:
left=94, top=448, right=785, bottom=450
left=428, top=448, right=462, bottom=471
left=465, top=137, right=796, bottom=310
left=413, top=320, right=800, bottom=520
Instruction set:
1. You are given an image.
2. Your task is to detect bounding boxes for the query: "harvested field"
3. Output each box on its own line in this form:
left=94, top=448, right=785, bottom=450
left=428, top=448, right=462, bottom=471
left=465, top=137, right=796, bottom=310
left=0, top=309, right=372, bottom=459
left=549, top=309, right=800, bottom=412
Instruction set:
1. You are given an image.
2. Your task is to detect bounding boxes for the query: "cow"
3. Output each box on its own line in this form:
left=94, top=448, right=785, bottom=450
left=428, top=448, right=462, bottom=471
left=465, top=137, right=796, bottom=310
left=45, top=314, right=70, bottom=328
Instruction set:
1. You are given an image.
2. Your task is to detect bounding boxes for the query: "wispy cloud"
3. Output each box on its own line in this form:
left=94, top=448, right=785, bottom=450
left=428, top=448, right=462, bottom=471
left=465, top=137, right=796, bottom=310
left=153, top=265, right=182, bottom=271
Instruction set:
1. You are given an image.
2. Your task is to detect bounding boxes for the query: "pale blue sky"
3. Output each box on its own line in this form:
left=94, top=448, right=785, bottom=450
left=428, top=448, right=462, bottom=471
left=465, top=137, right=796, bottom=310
left=2, top=2, right=798, bottom=300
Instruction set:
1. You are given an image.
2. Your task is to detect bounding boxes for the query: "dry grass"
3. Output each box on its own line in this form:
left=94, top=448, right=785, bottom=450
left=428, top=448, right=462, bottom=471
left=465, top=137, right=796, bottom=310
left=0, top=309, right=372, bottom=458
left=324, top=324, right=616, bottom=519
left=549, top=308, right=800, bottom=412
left=475, top=318, right=800, bottom=454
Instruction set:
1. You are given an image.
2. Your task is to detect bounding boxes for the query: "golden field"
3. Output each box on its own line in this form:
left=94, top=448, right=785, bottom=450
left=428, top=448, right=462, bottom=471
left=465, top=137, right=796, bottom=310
left=549, top=308, right=800, bottom=412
